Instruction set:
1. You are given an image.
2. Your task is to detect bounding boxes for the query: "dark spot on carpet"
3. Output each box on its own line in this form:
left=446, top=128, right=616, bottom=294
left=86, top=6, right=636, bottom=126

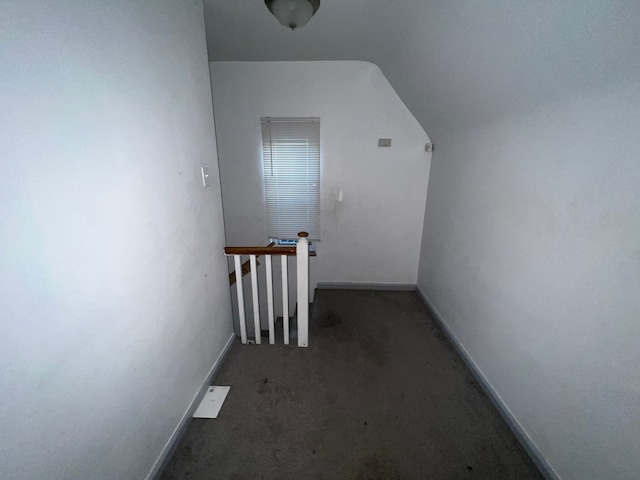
left=315, top=309, right=342, bottom=328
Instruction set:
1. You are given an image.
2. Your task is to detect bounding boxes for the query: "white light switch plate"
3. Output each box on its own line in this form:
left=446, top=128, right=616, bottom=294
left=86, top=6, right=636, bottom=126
left=201, top=166, right=211, bottom=187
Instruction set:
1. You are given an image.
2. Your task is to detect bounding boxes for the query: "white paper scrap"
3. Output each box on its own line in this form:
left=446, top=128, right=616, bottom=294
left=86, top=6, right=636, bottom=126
left=193, top=386, right=230, bottom=418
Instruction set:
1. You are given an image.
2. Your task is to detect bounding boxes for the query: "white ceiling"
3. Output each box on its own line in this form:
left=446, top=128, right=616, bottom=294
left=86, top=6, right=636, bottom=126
left=204, top=0, right=640, bottom=137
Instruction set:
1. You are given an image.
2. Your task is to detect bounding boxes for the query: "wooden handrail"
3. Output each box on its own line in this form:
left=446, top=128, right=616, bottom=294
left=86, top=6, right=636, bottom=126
left=225, top=233, right=315, bottom=258
left=225, top=246, right=297, bottom=256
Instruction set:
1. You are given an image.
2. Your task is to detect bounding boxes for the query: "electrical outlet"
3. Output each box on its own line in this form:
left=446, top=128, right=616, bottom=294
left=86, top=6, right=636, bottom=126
left=378, top=138, right=392, bottom=147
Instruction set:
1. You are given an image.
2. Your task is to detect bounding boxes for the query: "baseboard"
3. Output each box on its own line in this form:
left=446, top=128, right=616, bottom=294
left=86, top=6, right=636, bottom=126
left=145, top=332, right=236, bottom=480
left=414, top=286, right=560, bottom=480
left=316, top=282, right=416, bottom=291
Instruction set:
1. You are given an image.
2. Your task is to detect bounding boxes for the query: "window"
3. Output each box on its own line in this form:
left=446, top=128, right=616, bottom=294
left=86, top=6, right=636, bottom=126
left=261, top=117, right=320, bottom=241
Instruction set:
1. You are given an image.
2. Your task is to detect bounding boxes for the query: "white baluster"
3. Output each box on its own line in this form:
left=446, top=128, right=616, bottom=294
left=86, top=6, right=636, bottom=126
left=233, top=255, right=247, bottom=344
left=265, top=255, right=275, bottom=345
left=296, top=232, right=309, bottom=347
left=249, top=254, right=261, bottom=344
left=281, top=255, right=289, bottom=345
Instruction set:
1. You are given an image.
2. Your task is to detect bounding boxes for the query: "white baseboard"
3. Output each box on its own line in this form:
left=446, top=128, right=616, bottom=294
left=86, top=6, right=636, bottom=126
left=414, top=286, right=560, bottom=480
left=316, top=282, right=416, bottom=291
left=145, top=332, right=236, bottom=480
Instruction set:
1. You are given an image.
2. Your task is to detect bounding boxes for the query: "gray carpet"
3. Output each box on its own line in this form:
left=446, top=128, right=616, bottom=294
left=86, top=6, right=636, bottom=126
left=160, top=290, right=543, bottom=480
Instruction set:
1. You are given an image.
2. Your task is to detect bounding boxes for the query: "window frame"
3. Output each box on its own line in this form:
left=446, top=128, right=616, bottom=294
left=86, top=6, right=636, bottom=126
left=260, top=117, right=321, bottom=242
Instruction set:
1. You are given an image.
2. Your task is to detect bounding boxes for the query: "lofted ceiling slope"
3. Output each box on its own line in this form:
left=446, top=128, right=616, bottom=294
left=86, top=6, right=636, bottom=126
left=204, top=1, right=640, bottom=138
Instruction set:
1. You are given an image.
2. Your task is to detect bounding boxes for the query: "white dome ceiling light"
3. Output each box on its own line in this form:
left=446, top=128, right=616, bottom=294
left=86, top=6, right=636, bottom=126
left=264, top=0, right=320, bottom=31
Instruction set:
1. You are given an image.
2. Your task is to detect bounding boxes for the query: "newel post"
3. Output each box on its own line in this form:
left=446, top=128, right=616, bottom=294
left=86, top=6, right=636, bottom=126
left=296, top=231, right=309, bottom=347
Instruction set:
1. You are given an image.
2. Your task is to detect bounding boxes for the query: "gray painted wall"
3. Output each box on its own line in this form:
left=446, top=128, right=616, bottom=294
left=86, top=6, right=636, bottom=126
left=0, top=1, right=232, bottom=479
left=413, top=4, right=640, bottom=480
left=418, top=60, right=640, bottom=480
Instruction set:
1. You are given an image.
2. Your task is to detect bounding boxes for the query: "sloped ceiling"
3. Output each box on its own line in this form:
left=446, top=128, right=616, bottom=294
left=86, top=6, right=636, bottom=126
left=204, top=0, right=640, bottom=137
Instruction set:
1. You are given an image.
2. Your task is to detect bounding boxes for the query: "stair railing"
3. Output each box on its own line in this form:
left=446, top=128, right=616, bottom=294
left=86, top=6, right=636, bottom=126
left=224, top=232, right=310, bottom=347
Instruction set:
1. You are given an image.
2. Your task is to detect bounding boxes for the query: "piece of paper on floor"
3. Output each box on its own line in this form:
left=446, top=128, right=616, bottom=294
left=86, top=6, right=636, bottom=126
left=193, top=386, right=230, bottom=418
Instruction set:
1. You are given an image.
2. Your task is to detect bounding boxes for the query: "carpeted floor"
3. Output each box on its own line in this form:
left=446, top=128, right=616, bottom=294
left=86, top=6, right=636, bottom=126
left=160, top=289, right=543, bottom=480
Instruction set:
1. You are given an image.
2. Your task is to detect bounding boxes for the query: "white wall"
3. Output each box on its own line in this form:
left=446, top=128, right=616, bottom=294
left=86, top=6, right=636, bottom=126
left=413, top=3, right=640, bottom=480
left=418, top=82, right=640, bottom=479
left=0, top=2, right=232, bottom=479
left=210, top=61, right=431, bottom=305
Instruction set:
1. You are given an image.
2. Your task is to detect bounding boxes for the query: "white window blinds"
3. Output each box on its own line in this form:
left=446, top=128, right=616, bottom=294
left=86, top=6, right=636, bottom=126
left=261, top=117, right=320, bottom=241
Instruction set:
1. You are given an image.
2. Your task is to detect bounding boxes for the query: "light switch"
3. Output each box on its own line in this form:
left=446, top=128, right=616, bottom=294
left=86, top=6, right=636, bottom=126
left=201, top=166, right=211, bottom=187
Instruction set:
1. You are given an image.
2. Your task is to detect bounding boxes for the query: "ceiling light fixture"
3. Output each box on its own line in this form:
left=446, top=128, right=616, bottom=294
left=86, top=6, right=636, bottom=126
left=265, top=0, right=320, bottom=31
